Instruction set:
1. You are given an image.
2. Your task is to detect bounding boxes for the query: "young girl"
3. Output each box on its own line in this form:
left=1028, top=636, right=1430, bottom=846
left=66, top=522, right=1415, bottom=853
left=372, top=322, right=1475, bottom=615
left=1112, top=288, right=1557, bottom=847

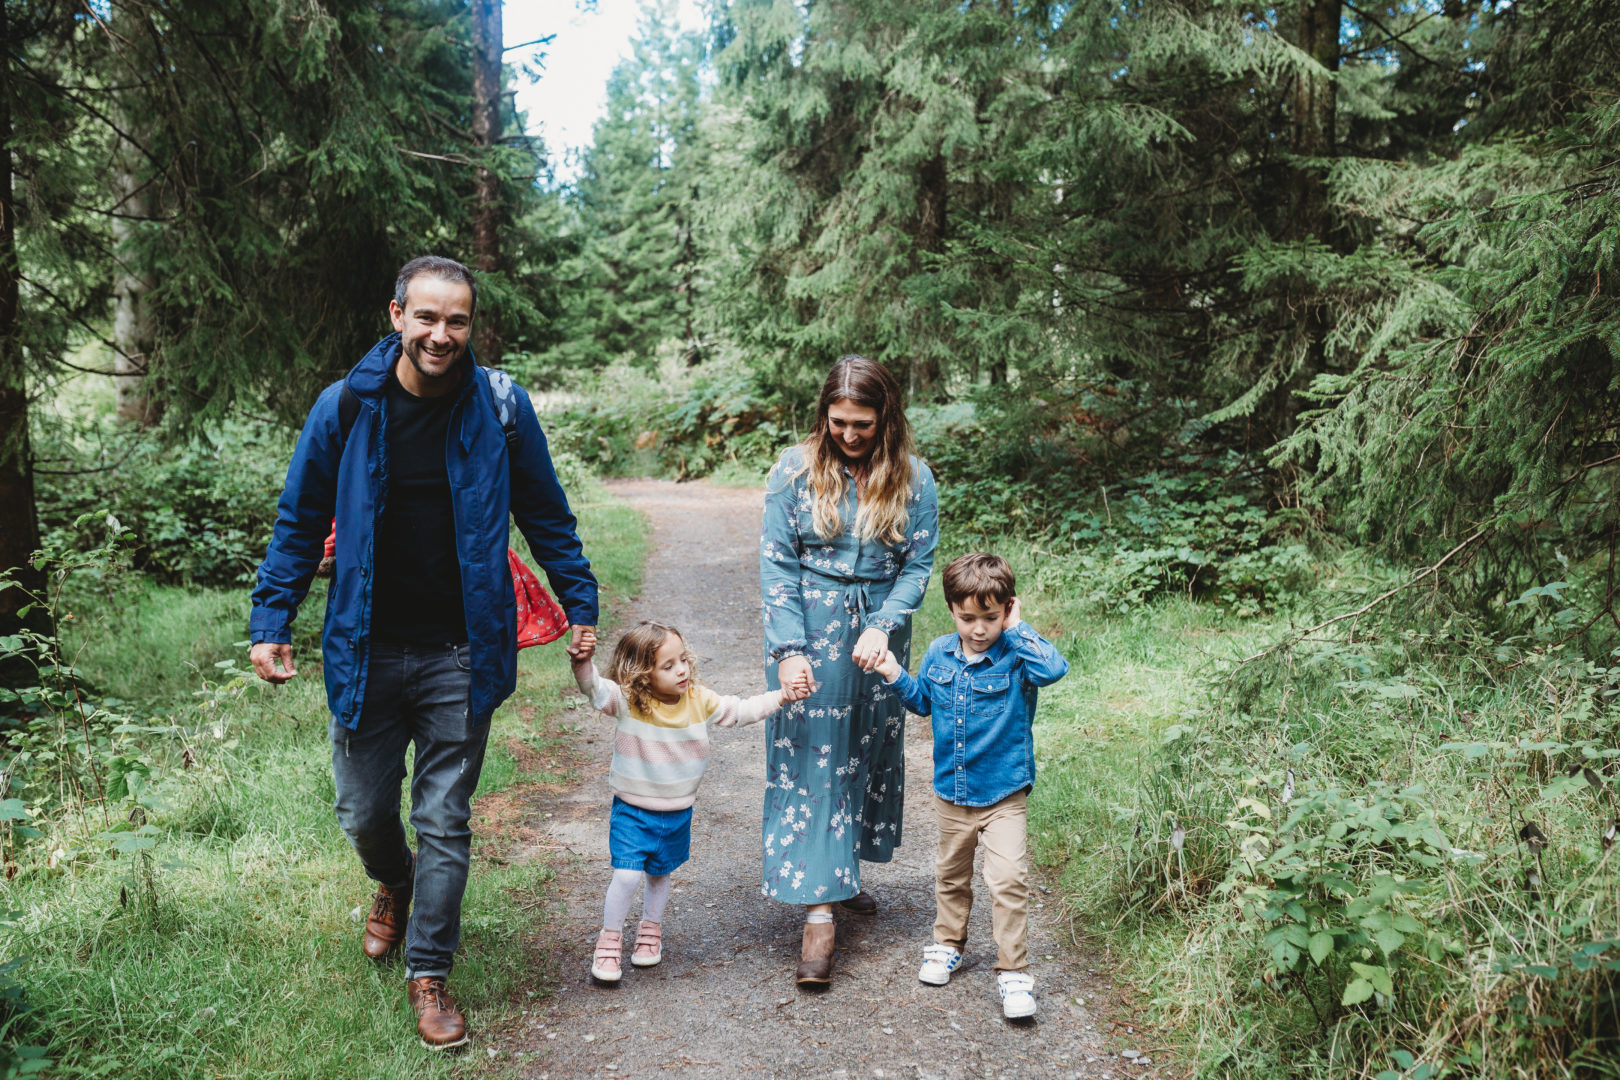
left=572, top=621, right=808, bottom=981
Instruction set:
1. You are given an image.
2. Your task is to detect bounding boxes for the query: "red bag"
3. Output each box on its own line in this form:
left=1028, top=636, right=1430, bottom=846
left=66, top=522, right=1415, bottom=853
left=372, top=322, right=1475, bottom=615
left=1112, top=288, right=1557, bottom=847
left=508, top=548, right=570, bottom=648
left=319, top=522, right=568, bottom=649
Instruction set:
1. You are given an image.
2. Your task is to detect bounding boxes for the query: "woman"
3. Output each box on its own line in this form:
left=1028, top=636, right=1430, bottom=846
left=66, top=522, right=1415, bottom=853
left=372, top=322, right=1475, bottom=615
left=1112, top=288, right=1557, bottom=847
left=760, top=354, right=938, bottom=986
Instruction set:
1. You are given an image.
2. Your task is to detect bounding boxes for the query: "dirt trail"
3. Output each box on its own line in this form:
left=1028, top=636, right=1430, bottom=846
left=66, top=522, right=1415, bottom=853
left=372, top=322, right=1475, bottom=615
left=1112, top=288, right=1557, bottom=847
left=490, top=479, right=1147, bottom=1080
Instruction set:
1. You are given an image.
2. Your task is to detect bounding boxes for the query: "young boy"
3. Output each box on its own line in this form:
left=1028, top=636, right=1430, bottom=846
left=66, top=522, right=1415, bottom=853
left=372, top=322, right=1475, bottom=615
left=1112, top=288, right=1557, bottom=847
left=876, top=553, right=1069, bottom=1019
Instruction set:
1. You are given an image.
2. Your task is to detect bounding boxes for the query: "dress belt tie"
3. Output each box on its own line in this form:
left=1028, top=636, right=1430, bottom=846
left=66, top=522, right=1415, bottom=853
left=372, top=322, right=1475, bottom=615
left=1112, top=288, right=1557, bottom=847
left=843, top=581, right=872, bottom=630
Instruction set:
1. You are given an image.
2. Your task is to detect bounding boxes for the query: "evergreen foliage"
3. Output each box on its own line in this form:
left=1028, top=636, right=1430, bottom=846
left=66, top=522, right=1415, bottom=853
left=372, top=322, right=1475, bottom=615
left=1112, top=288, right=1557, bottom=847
left=8, top=0, right=562, bottom=430
left=533, top=0, right=707, bottom=374
left=1286, top=1, right=1620, bottom=607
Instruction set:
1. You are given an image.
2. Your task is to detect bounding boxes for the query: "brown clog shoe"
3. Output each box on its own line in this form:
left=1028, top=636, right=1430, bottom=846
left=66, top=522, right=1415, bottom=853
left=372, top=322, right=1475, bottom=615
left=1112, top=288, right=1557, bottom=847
left=794, top=920, right=835, bottom=985
left=362, top=882, right=410, bottom=960
left=407, top=976, right=469, bottom=1050
left=837, top=890, right=878, bottom=915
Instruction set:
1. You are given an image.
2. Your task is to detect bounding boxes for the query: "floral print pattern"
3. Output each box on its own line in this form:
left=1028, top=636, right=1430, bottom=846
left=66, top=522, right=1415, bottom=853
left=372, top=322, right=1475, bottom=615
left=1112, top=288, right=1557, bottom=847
left=759, top=447, right=939, bottom=904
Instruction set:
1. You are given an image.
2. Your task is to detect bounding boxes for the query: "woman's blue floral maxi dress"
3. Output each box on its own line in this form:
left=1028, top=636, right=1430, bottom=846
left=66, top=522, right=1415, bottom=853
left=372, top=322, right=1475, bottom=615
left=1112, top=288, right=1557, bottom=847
left=759, top=447, right=938, bottom=904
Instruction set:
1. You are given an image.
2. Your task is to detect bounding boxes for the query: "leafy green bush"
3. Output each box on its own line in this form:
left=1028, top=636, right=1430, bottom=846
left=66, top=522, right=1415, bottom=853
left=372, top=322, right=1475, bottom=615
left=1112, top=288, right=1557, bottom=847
left=1104, top=593, right=1620, bottom=1078
left=544, top=361, right=793, bottom=480
left=37, top=419, right=293, bottom=587
left=918, top=392, right=1317, bottom=613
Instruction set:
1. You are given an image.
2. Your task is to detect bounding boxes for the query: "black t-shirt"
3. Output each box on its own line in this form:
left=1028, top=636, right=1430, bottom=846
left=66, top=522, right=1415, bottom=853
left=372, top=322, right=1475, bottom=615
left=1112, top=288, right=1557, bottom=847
left=370, top=372, right=467, bottom=643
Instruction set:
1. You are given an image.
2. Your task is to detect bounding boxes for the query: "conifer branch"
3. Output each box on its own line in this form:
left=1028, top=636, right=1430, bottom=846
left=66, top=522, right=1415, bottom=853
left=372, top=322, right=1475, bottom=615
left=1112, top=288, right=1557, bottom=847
left=1238, top=527, right=1493, bottom=665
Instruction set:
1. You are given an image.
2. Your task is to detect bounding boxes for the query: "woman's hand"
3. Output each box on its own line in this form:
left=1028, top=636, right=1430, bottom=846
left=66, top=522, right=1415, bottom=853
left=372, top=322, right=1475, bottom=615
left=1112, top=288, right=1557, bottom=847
left=778, top=655, right=814, bottom=697
left=851, top=627, right=889, bottom=673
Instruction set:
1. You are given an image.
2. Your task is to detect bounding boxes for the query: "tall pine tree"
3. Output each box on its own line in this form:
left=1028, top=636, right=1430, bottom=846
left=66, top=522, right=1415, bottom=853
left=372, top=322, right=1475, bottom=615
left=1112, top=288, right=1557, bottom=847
left=542, top=0, right=706, bottom=371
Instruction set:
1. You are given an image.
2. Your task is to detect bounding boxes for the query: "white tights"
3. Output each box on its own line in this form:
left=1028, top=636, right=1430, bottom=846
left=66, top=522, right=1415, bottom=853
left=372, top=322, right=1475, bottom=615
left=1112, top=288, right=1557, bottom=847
left=602, top=868, right=671, bottom=931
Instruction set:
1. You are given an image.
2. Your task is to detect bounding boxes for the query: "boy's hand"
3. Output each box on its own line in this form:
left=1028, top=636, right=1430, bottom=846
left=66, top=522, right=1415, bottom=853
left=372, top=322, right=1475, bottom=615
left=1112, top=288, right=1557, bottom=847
left=1006, top=595, right=1022, bottom=628
left=874, top=650, right=901, bottom=682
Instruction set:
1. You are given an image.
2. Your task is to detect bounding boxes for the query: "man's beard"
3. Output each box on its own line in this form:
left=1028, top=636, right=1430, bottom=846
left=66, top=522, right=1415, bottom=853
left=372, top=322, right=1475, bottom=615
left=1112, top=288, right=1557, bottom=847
left=403, top=338, right=466, bottom=382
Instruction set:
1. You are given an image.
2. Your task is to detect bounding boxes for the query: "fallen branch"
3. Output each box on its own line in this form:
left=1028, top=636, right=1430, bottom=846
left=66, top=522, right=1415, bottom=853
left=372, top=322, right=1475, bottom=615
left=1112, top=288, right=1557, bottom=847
left=1238, top=526, right=1493, bottom=665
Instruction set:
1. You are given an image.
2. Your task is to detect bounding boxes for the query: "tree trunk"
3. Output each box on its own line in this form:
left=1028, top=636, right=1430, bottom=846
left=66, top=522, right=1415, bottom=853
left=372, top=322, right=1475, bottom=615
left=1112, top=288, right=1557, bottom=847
left=1288, top=0, right=1340, bottom=244
left=113, top=140, right=157, bottom=424
left=471, top=0, right=503, bottom=368
left=111, top=1, right=157, bottom=425
left=909, top=152, right=948, bottom=399
left=0, top=2, right=49, bottom=683
left=1274, top=0, right=1341, bottom=440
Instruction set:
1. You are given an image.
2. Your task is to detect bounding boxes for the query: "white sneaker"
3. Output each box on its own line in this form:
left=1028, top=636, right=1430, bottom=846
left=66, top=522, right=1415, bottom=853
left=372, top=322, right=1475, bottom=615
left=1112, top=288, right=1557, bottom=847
left=998, top=971, right=1036, bottom=1018
left=918, top=943, right=962, bottom=985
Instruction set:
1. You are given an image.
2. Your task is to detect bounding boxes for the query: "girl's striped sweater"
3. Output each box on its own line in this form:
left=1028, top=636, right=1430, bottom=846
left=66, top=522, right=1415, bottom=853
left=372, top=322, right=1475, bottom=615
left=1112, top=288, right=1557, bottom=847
left=575, top=664, right=785, bottom=811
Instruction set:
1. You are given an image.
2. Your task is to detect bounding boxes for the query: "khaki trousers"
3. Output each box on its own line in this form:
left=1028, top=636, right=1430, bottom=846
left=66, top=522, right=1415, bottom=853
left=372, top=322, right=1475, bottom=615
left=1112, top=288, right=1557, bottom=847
left=933, top=789, right=1029, bottom=972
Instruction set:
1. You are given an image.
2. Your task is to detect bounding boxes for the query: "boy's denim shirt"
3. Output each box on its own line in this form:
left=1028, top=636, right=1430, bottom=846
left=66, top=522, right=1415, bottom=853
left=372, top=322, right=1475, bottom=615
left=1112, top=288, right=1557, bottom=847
left=889, top=621, right=1070, bottom=807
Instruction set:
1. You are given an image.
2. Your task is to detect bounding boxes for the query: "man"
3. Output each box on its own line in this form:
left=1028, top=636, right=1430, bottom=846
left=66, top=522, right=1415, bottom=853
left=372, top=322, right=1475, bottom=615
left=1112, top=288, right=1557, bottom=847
left=249, top=256, right=596, bottom=1049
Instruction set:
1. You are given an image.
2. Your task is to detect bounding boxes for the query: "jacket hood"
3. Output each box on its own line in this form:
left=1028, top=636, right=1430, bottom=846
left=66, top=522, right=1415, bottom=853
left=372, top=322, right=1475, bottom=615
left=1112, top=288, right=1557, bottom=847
left=345, top=333, right=402, bottom=400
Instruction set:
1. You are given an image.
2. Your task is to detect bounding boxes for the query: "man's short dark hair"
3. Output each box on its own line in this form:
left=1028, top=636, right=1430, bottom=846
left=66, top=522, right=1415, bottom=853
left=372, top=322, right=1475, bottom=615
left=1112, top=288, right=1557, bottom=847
left=394, top=256, right=478, bottom=314
left=942, top=553, right=1016, bottom=609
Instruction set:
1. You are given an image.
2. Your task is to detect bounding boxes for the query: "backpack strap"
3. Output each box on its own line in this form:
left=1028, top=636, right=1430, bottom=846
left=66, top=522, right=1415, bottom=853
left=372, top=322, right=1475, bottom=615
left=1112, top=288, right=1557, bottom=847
left=484, top=367, right=521, bottom=449
left=336, top=367, right=519, bottom=449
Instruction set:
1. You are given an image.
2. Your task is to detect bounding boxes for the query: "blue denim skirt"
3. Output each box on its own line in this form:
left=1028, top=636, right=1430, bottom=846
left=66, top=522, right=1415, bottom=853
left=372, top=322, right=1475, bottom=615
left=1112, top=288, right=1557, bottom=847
left=609, top=797, right=693, bottom=875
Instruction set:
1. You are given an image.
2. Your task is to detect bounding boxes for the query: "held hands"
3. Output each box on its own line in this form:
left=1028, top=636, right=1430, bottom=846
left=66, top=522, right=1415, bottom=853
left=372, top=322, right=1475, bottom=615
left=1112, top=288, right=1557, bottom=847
left=250, top=642, right=297, bottom=684
left=777, top=655, right=814, bottom=703
left=779, top=672, right=814, bottom=703
left=568, top=624, right=597, bottom=663
left=874, top=649, right=901, bottom=683
left=851, top=627, right=889, bottom=673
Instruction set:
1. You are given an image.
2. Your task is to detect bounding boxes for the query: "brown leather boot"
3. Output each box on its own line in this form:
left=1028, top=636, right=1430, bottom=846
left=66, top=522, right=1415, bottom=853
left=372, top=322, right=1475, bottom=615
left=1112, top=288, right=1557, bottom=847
left=794, top=920, right=835, bottom=985
left=407, top=976, right=469, bottom=1049
left=362, top=882, right=410, bottom=960
left=837, top=890, right=878, bottom=915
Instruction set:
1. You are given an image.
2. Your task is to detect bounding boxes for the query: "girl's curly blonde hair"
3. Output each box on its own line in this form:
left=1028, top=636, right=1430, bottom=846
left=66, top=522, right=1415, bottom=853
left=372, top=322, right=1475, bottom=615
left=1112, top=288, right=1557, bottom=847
left=609, top=621, right=697, bottom=715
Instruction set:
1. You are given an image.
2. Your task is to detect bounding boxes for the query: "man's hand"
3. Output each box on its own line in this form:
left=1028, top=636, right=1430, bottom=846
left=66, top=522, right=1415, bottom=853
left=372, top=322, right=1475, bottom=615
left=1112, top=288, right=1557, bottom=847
left=250, top=642, right=298, bottom=684
left=874, top=650, right=901, bottom=683
left=568, top=624, right=597, bottom=661
left=852, top=627, right=889, bottom=672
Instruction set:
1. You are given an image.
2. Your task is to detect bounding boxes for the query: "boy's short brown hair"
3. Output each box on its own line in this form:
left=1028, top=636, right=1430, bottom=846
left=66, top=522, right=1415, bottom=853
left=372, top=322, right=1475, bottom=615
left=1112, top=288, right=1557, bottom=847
left=941, top=553, right=1016, bottom=610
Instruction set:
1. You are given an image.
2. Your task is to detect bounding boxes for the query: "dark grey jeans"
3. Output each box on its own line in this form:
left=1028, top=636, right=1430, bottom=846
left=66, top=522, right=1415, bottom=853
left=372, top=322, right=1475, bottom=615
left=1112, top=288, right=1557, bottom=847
left=330, top=640, right=489, bottom=979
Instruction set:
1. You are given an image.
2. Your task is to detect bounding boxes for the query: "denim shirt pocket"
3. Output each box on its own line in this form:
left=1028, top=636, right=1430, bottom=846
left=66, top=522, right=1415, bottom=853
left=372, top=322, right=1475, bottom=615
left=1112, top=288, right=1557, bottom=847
left=926, top=665, right=955, bottom=686
left=968, top=672, right=1010, bottom=715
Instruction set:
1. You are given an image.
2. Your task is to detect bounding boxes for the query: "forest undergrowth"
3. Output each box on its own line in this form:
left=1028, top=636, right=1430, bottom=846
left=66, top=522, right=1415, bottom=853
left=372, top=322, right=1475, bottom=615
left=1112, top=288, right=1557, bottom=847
left=912, top=533, right=1620, bottom=1080
left=0, top=469, right=646, bottom=1080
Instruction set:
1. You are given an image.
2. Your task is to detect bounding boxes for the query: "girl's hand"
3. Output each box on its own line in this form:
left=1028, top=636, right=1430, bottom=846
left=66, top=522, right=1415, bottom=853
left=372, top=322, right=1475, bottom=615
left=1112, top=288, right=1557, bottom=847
left=778, top=655, right=813, bottom=697
left=852, top=627, right=889, bottom=672
left=874, top=650, right=901, bottom=682
left=569, top=625, right=597, bottom=662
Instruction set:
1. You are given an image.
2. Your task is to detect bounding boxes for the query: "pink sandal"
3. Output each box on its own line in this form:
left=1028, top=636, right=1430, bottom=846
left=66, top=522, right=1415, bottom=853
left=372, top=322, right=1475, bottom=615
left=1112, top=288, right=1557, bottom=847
left=591, top=928, right=623, bottom=982
left=631, top=920, right=662, bottom=968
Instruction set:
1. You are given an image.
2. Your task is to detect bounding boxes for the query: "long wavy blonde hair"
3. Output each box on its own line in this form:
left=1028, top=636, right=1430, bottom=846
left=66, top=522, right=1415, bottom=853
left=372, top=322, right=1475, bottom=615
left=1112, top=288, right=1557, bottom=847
left=792, top=355, right=916, bottom=545
left=609, top=621, right=697, bottom=715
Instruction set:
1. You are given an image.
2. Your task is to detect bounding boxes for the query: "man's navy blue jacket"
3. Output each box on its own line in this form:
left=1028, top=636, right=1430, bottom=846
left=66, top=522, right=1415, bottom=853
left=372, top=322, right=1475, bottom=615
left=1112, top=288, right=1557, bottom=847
left=250, top=334, right=598, bottom=730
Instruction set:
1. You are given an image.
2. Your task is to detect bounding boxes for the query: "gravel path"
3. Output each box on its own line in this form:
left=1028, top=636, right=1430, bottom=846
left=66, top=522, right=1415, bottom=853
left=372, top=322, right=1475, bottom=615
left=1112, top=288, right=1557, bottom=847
left=490, top=479, right=1146, bottom=1080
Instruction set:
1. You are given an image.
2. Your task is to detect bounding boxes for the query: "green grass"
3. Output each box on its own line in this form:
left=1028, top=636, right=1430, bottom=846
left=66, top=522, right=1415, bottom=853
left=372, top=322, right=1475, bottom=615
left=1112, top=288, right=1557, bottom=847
left=1, top=482, right=648, bottom=1079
